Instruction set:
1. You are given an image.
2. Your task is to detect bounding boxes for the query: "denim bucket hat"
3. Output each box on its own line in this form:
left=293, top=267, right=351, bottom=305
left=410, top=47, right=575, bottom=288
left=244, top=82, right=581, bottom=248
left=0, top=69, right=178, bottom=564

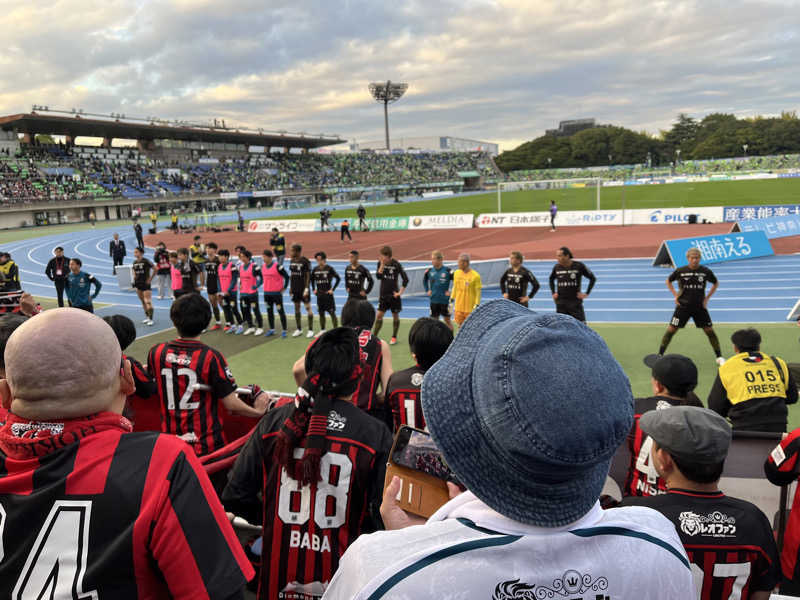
left=421, top=299, right=633, bottom=527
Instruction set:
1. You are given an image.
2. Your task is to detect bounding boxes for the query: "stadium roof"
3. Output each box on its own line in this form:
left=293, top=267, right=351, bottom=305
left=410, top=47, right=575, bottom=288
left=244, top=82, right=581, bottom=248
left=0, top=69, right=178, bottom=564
left=0, top=112, right=343, bottom=149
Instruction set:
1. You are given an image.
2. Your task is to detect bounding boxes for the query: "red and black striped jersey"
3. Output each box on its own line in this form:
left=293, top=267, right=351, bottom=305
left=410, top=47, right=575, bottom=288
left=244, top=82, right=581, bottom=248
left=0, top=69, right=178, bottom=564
left=624, top=395, right=702, bottom=497
left=222, top=399, right=392, bottom=600
left=386, top=364, right=426, bottom=433
left=352, top=327, right=382, bottom=413
left=123, top=354, right=160, bottom=432
left=0, top=413, right=254, bottom=598
left=623, top=489, right=780, bottom=599
left=147, top=338, right=238, bottom=456
left=764, top=427, right=800, bottom=582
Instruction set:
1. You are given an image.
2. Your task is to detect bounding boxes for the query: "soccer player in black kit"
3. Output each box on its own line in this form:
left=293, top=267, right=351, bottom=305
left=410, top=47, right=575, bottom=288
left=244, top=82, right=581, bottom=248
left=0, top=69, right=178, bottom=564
left=549, top=246, right=596, bottom=322
left=202, top=242, right=224, bottom=330
left=374, top=245, right=408, bottom=345
left=657, top=247, right=723, bottom=365
left=500, top=250, right=540, bottom=307
left=289, top=243, right=314, bottom=338
left=311, top=251, right=341, bottom=334
left=131, top=246, right=155, bottom=325
left=344, top=250, right=373, bottom=299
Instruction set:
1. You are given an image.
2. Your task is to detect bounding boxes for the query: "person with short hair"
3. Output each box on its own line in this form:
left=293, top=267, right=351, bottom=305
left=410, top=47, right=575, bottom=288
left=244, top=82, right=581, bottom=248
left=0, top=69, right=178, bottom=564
left=218, top=249, right=244, bottom=333
left=170, top=210, right=179, bottom=233
left=549, top=199, right=558, bottom=231
left=658, top=247, right=723, bottom=364
left=223, top=328, right=393, bottom=600
left=325, top=300, right=694, bottom=599
left=238, top=249, right=264, bottom=335
left=261, top=249, right=289, bottom=337
left=203, top=242, right=223, bottom=330
left=0, top=252, right=19, bottom=293
left=386, top=317, right=453, bottom=432
left=150, top=209, right=158, bottom=233
left=0, top=308, right=255, bottom=597
left=374, top=246, right=408, bottom=345
left=423, top=250, right=453, bottom=331
left=708, top=327, right=797, bottom=432
left=168, top=251, right=182, bottom=299
left=189, top=234, right=206, bottom=287
left=175, top=247, right=200, bottom=299
left=45, top=246, right=69, bottom=307
left=133, top=219, right=144, bottom=249
left=451, top=253, right=482, bottom=327
left=357, top=204, right=368, bottom=231
left=500, top=250, right=540, bottom=307
left=65, top=258, right=101, bottom=313
left=625, top=353, right=704, bottom=497
left=312, top=251, right=341, bottom=336
left=344, top=250, right=373, bottom=300
left=549, top=246, right=596, bottom=322
left=288, top=243, right=314, bottom=338
left=340, top=218, right=352, bottom=242
left=269, top=227, right=286, bottom=267
left=109, top=232, right=126, bottom=275
left=623, top=406, right=780, bottom=600
left=132, top=246, right=155, bottom=325
left=0, top=313, right=29, bottom=425
left=148, top=293, right=268, bottom=457
left=153, top=241, right=172, bottom=299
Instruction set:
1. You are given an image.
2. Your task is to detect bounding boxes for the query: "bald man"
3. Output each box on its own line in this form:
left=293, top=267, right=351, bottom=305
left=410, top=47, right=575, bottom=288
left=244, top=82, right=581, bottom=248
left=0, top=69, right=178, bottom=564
left=451, top=253, right=482, bottom=326
left=0, top=308, right=254, bottom=598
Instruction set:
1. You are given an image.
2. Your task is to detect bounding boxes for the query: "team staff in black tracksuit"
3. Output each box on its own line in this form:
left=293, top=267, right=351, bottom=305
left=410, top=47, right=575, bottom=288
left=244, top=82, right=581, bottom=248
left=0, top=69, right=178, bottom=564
left=133, top=220, right=144, bottom=250
left=45, top=246, right=70, bottom=307
left=109, top=233, right=126, bottom=275
left=500, top=251, right=540, bottom=308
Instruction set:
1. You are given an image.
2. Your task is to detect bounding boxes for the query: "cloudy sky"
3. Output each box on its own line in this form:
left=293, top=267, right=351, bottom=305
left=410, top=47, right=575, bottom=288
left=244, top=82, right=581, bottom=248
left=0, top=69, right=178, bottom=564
left=2, top=0, right=797, bottom=151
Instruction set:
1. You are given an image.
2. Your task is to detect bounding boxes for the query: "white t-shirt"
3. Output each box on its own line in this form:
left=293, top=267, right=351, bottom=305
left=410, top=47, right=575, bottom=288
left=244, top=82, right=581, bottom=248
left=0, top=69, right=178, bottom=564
left=323, top=491, right=694, bottom=600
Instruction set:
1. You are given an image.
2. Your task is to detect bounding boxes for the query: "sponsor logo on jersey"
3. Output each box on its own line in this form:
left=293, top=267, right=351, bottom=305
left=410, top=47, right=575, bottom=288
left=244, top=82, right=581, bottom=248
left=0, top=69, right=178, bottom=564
left=411, top=372, right=424, bottom=386
left=280, top=580, right=327, bottom=598
left=493, top=570, right=610, bottom=599
left=679, top=510, right=736, bottom=537
left=327, top=411, right=347, bottom=432
left=165, top=352, right=192, bottom=366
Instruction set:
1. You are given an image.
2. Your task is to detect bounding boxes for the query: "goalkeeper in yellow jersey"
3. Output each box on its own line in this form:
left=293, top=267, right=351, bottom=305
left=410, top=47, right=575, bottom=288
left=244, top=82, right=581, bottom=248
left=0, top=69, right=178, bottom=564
left=451, top=253, right=482, bottom=326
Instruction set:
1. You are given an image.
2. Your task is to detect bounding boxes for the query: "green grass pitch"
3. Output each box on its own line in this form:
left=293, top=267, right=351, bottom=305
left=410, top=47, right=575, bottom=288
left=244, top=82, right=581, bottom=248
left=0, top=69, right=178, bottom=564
left=125, top=320, right=800, bottom=431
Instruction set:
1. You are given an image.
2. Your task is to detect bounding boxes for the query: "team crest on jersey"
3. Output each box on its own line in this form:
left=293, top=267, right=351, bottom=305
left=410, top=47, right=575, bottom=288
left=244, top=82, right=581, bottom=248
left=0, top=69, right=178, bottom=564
left=165, top=352, right=192, bottom=366
left=679, top=510, right=736, bottom=537
left=569, top=272, right=576, bottom=279
left=224, top=366, right=234, bottom=379
left=493, top=570, right=609, bottom=599
left=327, top=411, right=347, bottom=432
left=411, top=372, right=424, bottom=386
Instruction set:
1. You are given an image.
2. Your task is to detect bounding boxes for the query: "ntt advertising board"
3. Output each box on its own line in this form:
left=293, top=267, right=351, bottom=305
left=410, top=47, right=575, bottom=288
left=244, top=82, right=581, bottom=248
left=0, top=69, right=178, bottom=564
left=248, top=219, right=317, bottom=233
left=408, top=214, right=473, bottom=229
left=476, top=210, right=621, bottom=228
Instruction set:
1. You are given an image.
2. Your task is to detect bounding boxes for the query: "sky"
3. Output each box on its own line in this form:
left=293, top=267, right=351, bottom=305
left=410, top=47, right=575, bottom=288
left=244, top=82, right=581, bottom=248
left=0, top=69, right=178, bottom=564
left=1, top=0, right=798, bottom=152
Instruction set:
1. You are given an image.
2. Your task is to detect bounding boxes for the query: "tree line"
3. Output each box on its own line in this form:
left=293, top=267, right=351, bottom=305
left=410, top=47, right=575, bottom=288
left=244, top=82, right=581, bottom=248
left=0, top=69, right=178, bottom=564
left=495, top=112, right=800, bottom=173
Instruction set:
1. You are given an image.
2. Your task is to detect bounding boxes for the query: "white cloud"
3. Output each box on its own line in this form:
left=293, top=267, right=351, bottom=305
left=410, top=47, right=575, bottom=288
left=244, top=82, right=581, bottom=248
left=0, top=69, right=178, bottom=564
left=0, top=0, right=797, bottom=152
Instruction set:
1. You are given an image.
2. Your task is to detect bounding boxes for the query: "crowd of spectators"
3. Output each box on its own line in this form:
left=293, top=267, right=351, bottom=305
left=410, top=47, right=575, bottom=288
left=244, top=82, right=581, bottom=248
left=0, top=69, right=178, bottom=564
left=0, top=144, right=498, bottom=205
left=510, top=153, right=800, bottom=182
left=1, top=289, right=800, bottom=598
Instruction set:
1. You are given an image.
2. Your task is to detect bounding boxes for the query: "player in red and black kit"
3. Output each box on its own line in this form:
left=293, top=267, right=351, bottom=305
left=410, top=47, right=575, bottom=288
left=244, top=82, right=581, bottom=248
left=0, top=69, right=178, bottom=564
left=223, top=328, right=392, bottom=600
left=624, top=354, right=703, bottom=497
left=289, top=244, right=314, bottom=338
left=658, top=247, right=723, bottom=364
left=344, top=250, right=373, bottom=300
left=148, top=294, right=267, bottom=456
left=549, top=246, right=595, bottom=322
left=386, top=317, right=453, bottom=433
left=500, top=250, right=540, bottom=307
left=765, top=427, right=800, bottom=594
left=623, top=406, right=780, bottom=600
left=0, top=308, right=254, bottom=598
left=311, top=251, right=341, bottom=334
left=374, top=245, right=408, bottom=344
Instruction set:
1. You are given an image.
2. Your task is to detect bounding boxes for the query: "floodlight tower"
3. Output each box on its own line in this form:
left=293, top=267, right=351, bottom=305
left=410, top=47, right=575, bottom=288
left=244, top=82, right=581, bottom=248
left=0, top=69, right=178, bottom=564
left=368, top=80, right=408, bottom=150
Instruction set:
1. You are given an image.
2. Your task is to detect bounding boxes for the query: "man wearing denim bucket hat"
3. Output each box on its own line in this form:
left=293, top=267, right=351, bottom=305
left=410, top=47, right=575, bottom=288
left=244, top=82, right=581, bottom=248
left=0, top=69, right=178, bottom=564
left=324, top=299, right=694, bottom=599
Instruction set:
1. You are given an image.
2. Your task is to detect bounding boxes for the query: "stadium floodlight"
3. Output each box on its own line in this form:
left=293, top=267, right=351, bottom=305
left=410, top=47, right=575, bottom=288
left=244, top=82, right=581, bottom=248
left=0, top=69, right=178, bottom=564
left=369, top=80, right=408, bottom=150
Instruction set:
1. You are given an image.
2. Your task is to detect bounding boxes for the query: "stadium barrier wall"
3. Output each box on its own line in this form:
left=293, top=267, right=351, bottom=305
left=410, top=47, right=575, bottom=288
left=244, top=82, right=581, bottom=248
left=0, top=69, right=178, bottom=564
left=652, top=230, right=774, bottom=267
left=732, top=213, right=800, bottom=239
left=723, top=204, right=800, bottom=222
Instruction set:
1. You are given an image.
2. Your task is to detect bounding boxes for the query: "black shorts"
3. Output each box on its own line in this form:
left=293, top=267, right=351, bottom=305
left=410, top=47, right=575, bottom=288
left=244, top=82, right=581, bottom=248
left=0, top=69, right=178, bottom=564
left=134, top=282, right=151, bottom=292
left=291, top=289, right=310, bottom=304
left=670, top=304, right=712, bottom=328
left=173, top=289, right=188, bottom=299
left=378, top=295, right=402, bottom=313
left=430, top=302, right=450, bottom=318
left=555, top=299, right=585, bottom=322
left=206, top=279, right=220, bottom=295
left=317, top=293, right=336, bottom=314
left=264, top=293, right=284, bottom=308
left=508, top=295, right=529, bottom=307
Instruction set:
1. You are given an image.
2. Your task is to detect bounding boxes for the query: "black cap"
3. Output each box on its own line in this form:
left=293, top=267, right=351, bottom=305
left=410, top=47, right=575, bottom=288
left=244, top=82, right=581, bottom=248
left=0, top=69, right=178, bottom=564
left=640, top=406, right=731, bottom=464
left=643, top=354, right=698, bottom=396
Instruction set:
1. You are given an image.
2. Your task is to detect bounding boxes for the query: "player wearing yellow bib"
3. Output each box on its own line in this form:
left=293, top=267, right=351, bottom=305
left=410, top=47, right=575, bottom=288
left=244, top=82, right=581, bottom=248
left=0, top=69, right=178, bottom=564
left=708, top=328, right=797, bottom=433
left=451, top=253, right=481, bottom=326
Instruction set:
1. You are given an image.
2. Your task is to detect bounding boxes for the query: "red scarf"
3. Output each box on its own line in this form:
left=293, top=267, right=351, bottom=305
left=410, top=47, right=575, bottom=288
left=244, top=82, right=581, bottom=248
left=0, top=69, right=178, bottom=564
left=0, top=411, right=132, bottom=460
